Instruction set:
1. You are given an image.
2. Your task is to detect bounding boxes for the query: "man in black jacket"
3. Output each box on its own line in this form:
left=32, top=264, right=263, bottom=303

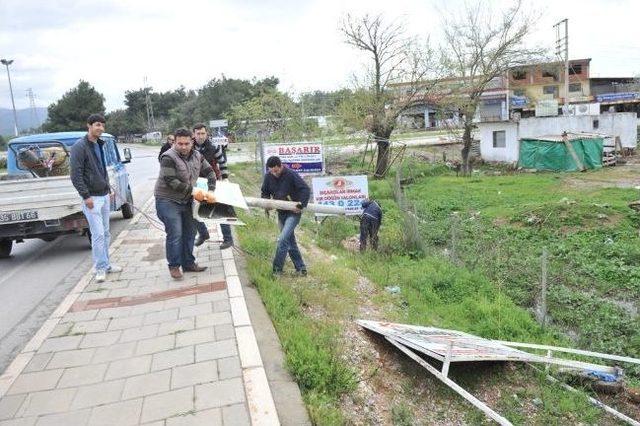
left=192, top=123, right=233, bottom=249
left=70, top=114, right=121, bottom=283
left=359, top=199, right=382, bottom=251
left=158, top=133, right=174, bottom=161
left=260, top=156, right=310, bottom=275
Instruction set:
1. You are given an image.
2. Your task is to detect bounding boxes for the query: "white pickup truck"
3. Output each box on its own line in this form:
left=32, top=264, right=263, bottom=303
left=0, top=131, right=134, bottom=258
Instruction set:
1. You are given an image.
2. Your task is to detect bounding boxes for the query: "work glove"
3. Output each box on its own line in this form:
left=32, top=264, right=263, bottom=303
left=192, top=188, right=207, bottom=202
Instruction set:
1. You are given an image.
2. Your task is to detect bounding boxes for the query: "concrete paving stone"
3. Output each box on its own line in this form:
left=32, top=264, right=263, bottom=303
left=121, top=272, right=147, bottom=280
left=222, top=404, right=251, bottom=426
left=195, top=312, right=232, bottom=329
left=175, top=327, right=215, bottom=348
left=130, top=301, right=166, bottom=316
left=171, top=360, right=217, bottom=389
left=229, top=298, right=250, bottom=327
left=163, top=295, right=196, bottom=310
left=194, top=378, right=244, bottom=411
left=87, top=398, right=143, bottom=426
left=165, top=408, right=222, bottom=426
left=7, top=369, right=63, bottom=395
left=106, top=288, right=136, bottom=298
left=48, top=323, right=73, bottom=338
left=70, top=379, right=125, bottom=410
left=140, top=387, right=194, bottom=424
left=157, top=318, right=194, bottom=336
left=48, top=348, right=95, bottom=369
left=178, top=303, right=213, bottom=319
left=212, top=300, right=230, bottom=313
left=225, top=276, right=243, bottom=298
left=57, top=363, right=107, bottom=388
left=135, top=334, right=176, bottom=356
left=217, top=356, right=242, bottom=380
left=126, top=278, right=158, bottom=290
left=0, top=418, right=37, bottom=426
left=96, top=306, right=133, bottom=320
left=105, top=355, right=152, bottom=380
left=0, top=394, right=26, bottom=420
left=143, top=308, right=178, bottom=326
left=91, top=341, right=136, bottom=364
left=34, top=409, right=91, bottom=426
left=151, top=346, right=194, bottom=371
left=213, top=324, right=235, bottom=342
left=20, top=388, right=77, bottom=417
left=195, top=291, right=227, bottom=304
left=195, top=340, right=237, bottom=363
left=22, top=353, right=53, bottom=373
left=120, top=324, right=159, bottom=343
left=107, top=315, right=145, bottom=331
left=71, top=319, right=110, bottom=334
left=37, top=335, right=83, bottom=353
left=122, top=370, right=171, bottom=400
left=79, top=330, right=122, bottom=349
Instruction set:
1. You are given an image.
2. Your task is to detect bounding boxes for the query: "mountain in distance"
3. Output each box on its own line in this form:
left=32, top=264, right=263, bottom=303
left=0, top=107, right=48, bottom=136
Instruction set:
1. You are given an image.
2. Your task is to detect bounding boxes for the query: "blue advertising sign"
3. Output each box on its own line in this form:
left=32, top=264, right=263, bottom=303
left=595, top=92, right=640, bottom=103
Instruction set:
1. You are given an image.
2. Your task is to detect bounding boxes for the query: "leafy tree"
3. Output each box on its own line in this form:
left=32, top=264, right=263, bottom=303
left=299, top=89, right=352, bottom=116
left=105, top=109, right=135, bottom=137
left=227, top=89, right=305, bottom=142
left=42, top=81, right=105, bottom=132
left=340, top=14, right=437, bottom=177
left=0, top=134, right=6, bottom=151
left=194, top=76, right=279, bottom=123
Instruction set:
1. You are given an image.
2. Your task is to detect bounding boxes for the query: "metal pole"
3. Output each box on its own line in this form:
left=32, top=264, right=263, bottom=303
left=1, top=59, right=19, bottom=136
left=564, top=19, right=569, bottom=110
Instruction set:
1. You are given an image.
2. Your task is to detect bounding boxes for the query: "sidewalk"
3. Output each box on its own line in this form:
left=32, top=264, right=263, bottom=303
left=0, top=199, right=282, bottom=425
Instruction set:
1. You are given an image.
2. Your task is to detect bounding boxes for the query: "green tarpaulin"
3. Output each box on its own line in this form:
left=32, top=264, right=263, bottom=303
left=519, top=136, right=603, bottom=171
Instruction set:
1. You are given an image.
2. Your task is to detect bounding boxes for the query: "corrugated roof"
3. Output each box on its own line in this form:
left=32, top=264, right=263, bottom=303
left=524, top=132, right=604, bottom=142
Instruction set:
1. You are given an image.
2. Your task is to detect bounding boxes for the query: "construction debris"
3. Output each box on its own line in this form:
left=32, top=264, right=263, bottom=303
left=357, top=320, right=640, bottom=425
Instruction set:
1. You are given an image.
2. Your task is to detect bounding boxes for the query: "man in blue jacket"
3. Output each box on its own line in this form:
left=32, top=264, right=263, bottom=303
left=260, top=156, right=310, bottom=275
left=70, top=114, right=121, bottom=283
left=360, top=199, right=382, bottom=252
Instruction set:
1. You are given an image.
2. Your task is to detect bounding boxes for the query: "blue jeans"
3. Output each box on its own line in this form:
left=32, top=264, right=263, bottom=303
left=82, top=194, right=111, bottom=272
left=359, top=216, right=380, bottom=251
left=195, top=220, right=232, bottom=243
left=273, top=212, right=305, bottom=272
left=156, top=198, right=196, bottom=268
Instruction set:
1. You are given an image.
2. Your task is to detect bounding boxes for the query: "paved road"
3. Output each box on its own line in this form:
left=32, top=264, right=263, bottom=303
left=0, top=144, right=160, bottom=372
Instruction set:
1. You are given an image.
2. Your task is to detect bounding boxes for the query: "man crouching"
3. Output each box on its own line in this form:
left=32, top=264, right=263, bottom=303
left=154, top=128, right=216, bottom=279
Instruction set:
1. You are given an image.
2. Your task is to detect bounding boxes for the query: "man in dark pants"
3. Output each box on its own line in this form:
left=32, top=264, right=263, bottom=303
left=260, top=156, right=310, bottom=275
left=70, top=114, right=121, bottom=283
left=191, top=123, right=233, bottom=249
left=360, top=199, right=382, bottom=252
left=154, top=128, right=217, bottom=279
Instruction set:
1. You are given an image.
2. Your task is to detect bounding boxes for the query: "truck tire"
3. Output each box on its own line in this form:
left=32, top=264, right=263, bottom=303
left=0, top=239, right=12, bottom=258
left=121, top=187, right=134, bottom=219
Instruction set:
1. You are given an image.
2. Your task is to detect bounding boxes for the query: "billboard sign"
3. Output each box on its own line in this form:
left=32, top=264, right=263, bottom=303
left=312, top=175, right=369, bottom=216
left=262, top=142, right=324, bottom=175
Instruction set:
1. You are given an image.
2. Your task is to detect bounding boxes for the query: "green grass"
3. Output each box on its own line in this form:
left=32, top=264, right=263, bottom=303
left=230, top=159, right=634, bottom=424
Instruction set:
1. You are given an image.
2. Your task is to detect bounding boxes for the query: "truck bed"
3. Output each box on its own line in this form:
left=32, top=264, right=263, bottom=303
left=0, top=176, right=82, bottom=223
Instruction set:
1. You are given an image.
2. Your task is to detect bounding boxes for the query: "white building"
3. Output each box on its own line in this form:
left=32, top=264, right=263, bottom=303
left=478, top=112, right=637, bottom=164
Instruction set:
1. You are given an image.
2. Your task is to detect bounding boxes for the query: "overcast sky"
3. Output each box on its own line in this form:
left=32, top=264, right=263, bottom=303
left=1, top=0, right=639, bottom=113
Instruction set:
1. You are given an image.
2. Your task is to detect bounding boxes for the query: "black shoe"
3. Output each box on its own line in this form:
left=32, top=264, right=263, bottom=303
left=296, top=269, right=308, bottom=277
left=272, top=269, right=283, bottom=276
left=195, top=233, right=210, bottom=247
left=183, top=263, right=208, bottom=272
left=219, top=240, right=233, bottom=250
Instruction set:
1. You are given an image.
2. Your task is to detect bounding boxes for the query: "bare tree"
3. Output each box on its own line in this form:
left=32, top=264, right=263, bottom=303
left=440, top=0, right=543, bottom=174
left=340, top=14, right=437, bottom=177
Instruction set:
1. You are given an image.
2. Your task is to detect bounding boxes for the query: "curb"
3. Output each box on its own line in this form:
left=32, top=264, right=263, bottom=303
left=0, top=196, right=154, bottom=399
left=223, top=244, right=280, bottom=425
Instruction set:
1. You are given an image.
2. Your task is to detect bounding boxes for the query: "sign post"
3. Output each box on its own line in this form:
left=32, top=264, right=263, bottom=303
left=262, top=142, right=324, bottom=175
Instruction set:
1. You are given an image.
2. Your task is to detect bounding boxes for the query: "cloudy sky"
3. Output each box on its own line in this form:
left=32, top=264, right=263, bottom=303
left=1, top=0, right=639, bottom=113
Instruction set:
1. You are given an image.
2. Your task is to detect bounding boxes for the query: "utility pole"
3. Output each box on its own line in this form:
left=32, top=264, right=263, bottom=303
left=1, top=59, right=19, bottom=136
left=554, top=19, right=569, bottom=113
left=26, top=88, right=39, bottom=133
left=143, top=76, right=156, bottom=132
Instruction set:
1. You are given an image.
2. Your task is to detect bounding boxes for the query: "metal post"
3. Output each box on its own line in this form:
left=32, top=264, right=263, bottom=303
left=540, top=247, right=548, bottom=327
left=1, top=59, right=19, bottom=136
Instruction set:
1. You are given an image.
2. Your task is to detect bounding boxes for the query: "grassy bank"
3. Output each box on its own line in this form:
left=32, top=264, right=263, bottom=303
left=229, top=159, right=637, bottom=424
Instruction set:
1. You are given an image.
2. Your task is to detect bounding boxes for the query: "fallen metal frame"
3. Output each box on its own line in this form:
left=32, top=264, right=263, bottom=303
left=359, top=320, right=640, bottom=425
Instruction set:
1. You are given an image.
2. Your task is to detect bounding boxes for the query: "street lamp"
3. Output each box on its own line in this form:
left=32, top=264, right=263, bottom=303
left=1, top=59, right=19, bottom=136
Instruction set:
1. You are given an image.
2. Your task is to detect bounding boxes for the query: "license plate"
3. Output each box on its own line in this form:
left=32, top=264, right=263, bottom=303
left=0, top=210, right=39, bottom=224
